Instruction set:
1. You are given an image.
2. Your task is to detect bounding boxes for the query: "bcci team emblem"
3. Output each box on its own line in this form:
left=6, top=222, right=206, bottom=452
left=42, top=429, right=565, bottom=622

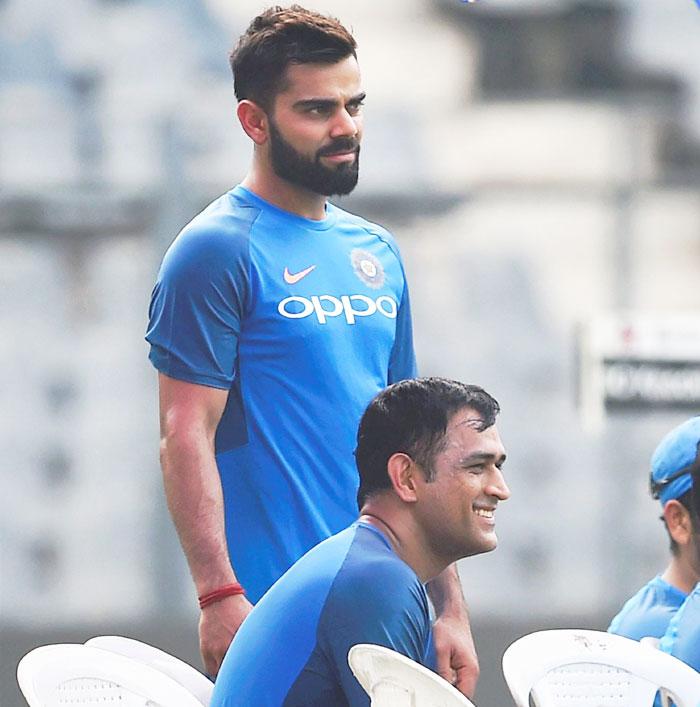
left=351, top=249, right=385, bottom=290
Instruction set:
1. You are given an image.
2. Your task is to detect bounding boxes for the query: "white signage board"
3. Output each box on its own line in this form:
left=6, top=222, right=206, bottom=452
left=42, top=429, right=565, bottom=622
left=580, top=312, right=700, bottom=430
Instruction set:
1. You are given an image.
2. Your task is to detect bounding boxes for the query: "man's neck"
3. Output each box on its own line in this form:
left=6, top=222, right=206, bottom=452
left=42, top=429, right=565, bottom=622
left=662, top=555, right=700, bottom=595
left=358, top=511, right=448, bottom=584
left=241, top=166, right=327, bottom=221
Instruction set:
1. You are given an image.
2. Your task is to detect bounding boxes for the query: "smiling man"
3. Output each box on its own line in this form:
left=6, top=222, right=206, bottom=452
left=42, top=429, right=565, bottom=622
left=146, top=6, right=478, bottom=690
left=210, top=378, right=510, bottom=706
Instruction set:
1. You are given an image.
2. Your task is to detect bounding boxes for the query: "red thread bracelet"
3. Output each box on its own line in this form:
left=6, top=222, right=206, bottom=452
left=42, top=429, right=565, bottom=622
left=198, top=583, right=245, bottom=609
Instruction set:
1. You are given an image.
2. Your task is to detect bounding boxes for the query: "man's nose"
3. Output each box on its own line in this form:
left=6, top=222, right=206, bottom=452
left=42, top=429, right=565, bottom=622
left=488, top=469, right=510, bottom=502
left=329, top=108, right=359, bottom=139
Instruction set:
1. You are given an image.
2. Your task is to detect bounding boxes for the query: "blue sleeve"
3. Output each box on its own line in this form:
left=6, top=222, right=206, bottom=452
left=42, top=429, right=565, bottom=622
left=608, top=595, right=640, bottom=638
left=321, top=576, right=430, bottom=706
left=146, top=223, right=250, bottom=389
left=388, top=265, right=417, bottom=383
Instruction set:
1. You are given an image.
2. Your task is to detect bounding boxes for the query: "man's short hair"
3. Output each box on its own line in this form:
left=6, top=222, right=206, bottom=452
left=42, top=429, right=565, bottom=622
left=230, top=5, right=357, bottom=111
left=677, top=464, right=700, bottom=556
left=355, top=377, right=500, bottom=508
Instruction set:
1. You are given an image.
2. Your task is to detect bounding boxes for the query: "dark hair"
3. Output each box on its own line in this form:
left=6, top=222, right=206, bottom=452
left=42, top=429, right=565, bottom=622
left=671, top=464, right=700, bottom=555
left=230, top=5, right=357, bottom=111
left=693, top=465, right=700, bottom=518
left=355, top=378, right=500, bottom=508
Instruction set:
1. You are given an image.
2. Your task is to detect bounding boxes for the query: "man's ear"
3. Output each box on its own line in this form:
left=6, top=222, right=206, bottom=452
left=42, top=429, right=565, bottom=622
left=386, top=453, right=419, bottom=503
left=664, top=499, right=693, bottom=546
left=237, top=100, right=269, bottom=145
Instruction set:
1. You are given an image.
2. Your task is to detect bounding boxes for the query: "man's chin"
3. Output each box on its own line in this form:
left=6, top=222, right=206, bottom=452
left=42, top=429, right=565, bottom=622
left=274, top=164, right=359, bottom=197
left=325, top=168, right=359, bottom=196
left=328, top=184, right=358, bottom=197
left=464, top=534, right=498, bottom=558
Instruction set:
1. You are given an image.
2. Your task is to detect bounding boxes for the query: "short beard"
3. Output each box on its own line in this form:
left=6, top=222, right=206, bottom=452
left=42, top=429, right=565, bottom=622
left=268, top=119, right=360, bottom=197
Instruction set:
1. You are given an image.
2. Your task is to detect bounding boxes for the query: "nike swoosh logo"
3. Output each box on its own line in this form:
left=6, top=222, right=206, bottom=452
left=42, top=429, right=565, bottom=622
left=284, top=265, right=316, bottom=284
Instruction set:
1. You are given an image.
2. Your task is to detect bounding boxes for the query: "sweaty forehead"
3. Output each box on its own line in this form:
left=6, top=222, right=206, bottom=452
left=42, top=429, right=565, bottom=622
left=443, top=409, right=504, bottom=456
left=439, top=415, right=478, bottom=453
left=278, top=55, right=362, bottom=100
left=448, top=407, right=485, bottom=432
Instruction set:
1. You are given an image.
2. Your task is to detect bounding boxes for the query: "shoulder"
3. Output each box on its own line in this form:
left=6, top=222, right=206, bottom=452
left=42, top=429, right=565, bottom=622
left=160, top=192, right=259, bottom=279
left=313, top=533, right=429, bottom=663
left=324, top=529, right=427, bottom=620
left=609, top=577, right=684, bottom=639
left=625, top=576, right=677, bottom=606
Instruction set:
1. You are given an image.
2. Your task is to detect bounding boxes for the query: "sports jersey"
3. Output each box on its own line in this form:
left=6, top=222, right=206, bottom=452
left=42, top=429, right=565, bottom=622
left=210, top=521, right=431, bottom=707
left=608, top=576, right=687, bottom=641
left=146, top=186, right=416, bottom=602
left=660, top=582, right=700, bottom=671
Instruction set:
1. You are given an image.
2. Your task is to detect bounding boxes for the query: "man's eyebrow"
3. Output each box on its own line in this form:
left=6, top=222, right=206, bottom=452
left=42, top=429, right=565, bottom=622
left=459, top=451, right=507, bottom=466
left=292, top=92, right=366, bottom=110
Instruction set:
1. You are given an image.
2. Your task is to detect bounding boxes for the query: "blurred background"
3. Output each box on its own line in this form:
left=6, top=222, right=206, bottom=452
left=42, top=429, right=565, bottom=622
left=2, top=0, right=700, bottom=704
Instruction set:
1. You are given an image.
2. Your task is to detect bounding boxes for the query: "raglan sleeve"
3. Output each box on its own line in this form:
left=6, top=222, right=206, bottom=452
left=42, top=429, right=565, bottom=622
left=322, top=571, right=430, bottom=706
left=388, top=263, right=417, bottom=383
left=145, top=224, right=250, bottom=389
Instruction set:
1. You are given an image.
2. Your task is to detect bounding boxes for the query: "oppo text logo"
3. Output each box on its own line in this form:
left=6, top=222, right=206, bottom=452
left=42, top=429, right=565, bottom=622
left=277, top=294, right=398, bottom=325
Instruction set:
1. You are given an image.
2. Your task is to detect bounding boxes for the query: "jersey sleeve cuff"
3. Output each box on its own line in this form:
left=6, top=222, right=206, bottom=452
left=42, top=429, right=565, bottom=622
left=148, top=346, right=233, bottom=390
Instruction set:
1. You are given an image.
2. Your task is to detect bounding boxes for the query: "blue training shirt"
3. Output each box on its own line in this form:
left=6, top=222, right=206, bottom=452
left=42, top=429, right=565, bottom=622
left=660, top=582, right=700, bottom=671
left=210, top=521, right=431, bottom=707
left=608, top=575, right=687, bottom=641
left=146, top=186, right=416, bottom=602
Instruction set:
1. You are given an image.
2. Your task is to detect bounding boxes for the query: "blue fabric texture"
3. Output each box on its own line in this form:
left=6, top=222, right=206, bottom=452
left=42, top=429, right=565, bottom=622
left=146, top=186, right=417, bottom=602
left=210, top=522, right=431, bottom=707
left=608, top=575, right=687, bottom=641
left=660, top=581, right=700, bottom=671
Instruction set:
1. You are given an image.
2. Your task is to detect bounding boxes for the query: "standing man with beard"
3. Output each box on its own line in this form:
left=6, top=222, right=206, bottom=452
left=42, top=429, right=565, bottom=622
left=146, top=6, right=478, bottom=696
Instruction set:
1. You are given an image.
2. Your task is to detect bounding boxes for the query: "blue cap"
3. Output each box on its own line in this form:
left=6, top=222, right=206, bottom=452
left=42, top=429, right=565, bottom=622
left=650, top=417, right=700, bottom=505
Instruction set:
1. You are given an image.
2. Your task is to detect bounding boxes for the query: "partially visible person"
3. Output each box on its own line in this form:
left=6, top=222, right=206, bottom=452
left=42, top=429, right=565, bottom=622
left=660, top=455, right=700, bottom=671
left=210, top=378, right=510, bottom=706
left=608, top=417, right=700, bottom=641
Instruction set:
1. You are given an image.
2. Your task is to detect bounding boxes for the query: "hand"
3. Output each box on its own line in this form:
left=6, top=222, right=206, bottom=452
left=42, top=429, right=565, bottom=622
left=199, top=593, right=253, bottom=678
left=432, top=612, right=479, bottom=698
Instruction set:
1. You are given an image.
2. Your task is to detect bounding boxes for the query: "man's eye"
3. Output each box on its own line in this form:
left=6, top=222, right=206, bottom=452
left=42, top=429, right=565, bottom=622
left=347, top=102, right=364, bottom=115
left=309, top=106, right=330, bottom=116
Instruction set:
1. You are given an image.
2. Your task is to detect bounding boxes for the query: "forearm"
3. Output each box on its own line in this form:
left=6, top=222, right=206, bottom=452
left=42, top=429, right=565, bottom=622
left=427, top=564, right=479, bottom=696
left=427, top=563, right=468, bottom=619
left=160, top=427, right=237, bottom=595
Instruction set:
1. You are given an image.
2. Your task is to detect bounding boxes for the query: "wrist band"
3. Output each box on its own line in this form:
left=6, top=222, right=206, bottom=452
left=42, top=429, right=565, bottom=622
left=198, top=583, right=245, bottom=609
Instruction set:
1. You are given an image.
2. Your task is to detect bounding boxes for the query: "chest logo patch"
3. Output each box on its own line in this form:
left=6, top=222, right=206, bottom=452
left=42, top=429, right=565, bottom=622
left=284, top=264, right=316, bottom=284
left=351, top=249, right=385, bottom=290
